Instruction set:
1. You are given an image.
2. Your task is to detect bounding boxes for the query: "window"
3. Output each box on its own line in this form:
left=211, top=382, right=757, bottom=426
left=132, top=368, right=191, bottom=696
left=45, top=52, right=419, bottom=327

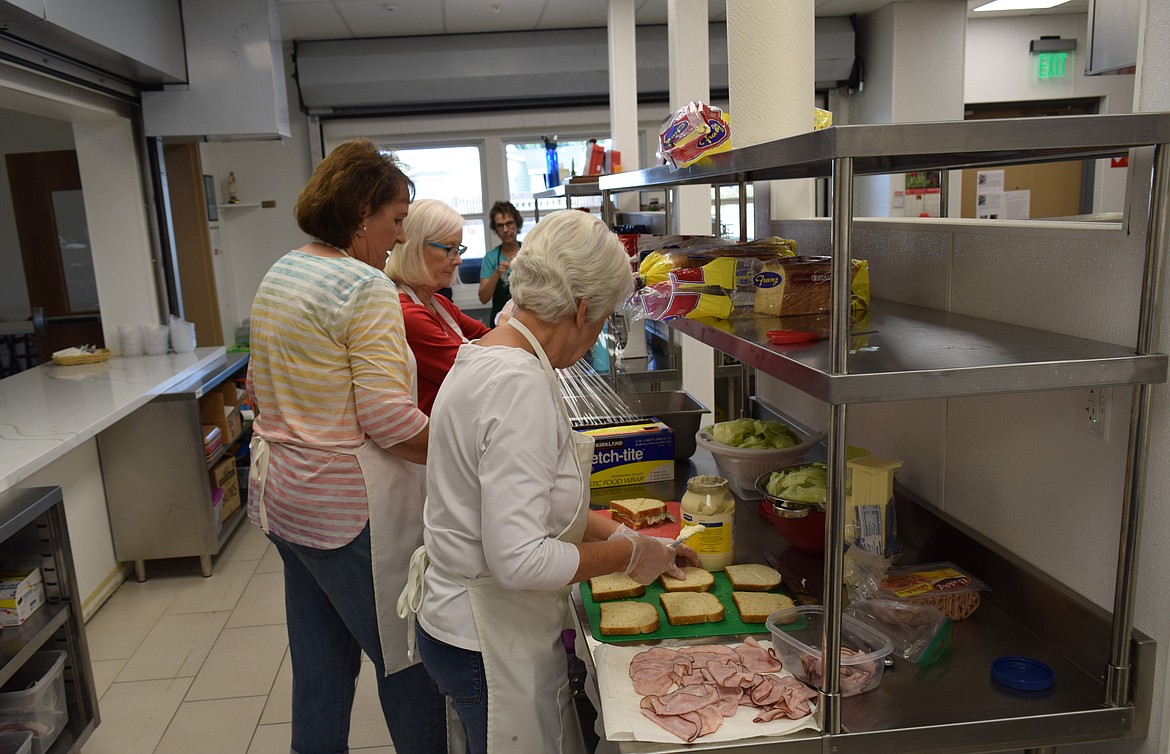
left=505, top=138, right=612, bottom=232
left=392, top=145, right=487, bottom=259
left=714, top=184, right=755, bottom=241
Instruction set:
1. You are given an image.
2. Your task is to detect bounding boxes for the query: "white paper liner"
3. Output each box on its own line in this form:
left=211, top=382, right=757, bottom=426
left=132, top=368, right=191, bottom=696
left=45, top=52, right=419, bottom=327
left=592, top=640, right=821, bottom=745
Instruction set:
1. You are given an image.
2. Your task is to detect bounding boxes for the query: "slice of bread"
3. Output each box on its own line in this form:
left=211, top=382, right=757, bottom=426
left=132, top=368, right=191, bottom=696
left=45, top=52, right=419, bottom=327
left=660, top=591, right=725, bottom=626
left=724, top=563, right=782, bottom=592
left=659, top=566, right=715, bottom=593
left=610, top=497, right=669, bottom=529
left=599, top=601, right=660, bottom=636
left=732, top=591, right=797, bottom=623
left=588, top=572, right=646, bottom=601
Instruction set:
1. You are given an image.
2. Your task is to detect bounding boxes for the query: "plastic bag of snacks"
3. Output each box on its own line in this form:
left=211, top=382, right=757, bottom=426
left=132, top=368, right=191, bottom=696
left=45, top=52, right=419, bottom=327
left=620, top=281, right=734, bottom=322
left=658, top=101, right=732, bottom=170
left=814, top=107, right=833, bottom=130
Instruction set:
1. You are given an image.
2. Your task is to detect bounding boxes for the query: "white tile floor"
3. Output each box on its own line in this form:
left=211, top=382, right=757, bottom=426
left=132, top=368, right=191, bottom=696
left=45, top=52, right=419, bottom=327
left=80, top=522, right=397, bottom=754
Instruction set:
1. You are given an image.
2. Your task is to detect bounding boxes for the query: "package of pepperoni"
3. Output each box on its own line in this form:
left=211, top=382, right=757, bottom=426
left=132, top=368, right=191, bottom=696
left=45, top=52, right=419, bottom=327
left=875, top=562, right=990, bottom=621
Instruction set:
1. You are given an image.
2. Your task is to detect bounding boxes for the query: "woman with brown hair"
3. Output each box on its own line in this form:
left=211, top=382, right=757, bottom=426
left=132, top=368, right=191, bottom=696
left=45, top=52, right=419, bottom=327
left=246, top=138, right=446, bottom=754
left=478, top=200, right=523, bottom=324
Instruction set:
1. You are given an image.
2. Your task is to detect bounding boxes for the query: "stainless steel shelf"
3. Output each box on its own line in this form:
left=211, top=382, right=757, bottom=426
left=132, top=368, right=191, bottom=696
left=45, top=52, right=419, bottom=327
left=0, top=486, right=99, bottom=753
left=0, top=602, right=69, bottom=686
left=599, top=113, right=1170, bottom=190
left=533, top=181, right=601, bottom=200
left=669, top=300, right=1167, bottom=404
left=587, top=111, right=1167, bottom=751
left=573, top=451, right=1154, bottom=754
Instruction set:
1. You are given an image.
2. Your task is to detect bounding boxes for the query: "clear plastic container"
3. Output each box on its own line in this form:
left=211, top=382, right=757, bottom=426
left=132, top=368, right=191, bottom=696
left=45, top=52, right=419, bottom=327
left=695, top=428, right=825, bottom=499
left=0, top=731, right=32, bottom=754
left=766, top=605, right=893, bottom=697
left=0, top=651, right=67, bottom=754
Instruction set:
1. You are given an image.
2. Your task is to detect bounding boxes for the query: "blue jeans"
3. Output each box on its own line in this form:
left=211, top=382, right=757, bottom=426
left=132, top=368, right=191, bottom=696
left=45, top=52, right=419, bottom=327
left=269, top=526, right=447, bottom=754
left=416, top=624, right=488, bottom=754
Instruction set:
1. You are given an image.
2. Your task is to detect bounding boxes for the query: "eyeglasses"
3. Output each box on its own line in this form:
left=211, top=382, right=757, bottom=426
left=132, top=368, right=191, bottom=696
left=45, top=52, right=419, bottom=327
left=495, top=220, right=517, bottom=230
left=426, top=241, right=468, bottom=259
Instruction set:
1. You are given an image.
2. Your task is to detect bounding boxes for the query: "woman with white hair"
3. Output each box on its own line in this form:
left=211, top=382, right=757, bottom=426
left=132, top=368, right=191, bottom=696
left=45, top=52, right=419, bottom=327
left=386, top=199, right=490, bottom=415
left=400, top=210, right=699, bottom=753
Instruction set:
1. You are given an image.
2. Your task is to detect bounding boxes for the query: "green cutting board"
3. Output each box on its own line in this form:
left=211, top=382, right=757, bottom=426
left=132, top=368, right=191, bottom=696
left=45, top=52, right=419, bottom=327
left=580, top=571, right=808, bottom=644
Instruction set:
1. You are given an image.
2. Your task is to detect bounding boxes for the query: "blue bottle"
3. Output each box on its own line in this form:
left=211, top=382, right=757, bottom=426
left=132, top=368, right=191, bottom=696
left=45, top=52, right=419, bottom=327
left=542, top=135, right=559, bottom=189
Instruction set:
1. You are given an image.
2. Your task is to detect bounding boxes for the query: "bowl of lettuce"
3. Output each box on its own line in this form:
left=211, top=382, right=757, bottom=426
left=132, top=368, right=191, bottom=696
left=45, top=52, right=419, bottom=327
left=695, top=419, right=825, bottom=499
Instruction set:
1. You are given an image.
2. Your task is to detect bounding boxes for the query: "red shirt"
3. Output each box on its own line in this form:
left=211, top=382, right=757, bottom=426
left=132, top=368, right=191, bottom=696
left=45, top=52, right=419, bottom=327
left=399, top=292, right=491, bottom=414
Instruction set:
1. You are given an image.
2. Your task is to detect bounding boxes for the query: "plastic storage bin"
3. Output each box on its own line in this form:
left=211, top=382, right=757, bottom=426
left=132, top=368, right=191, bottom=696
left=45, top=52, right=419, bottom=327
left=695, top=428, right=824, bottom=499
left=766, top=605, right=892, bottom=697
left=0, top=651, right=67, bottom=754
left=0, top=731, right=32, bottom=754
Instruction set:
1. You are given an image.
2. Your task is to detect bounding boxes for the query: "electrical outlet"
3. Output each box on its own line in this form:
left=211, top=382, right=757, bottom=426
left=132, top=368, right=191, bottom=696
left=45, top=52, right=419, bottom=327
left=1078, top=387, right=1110, bottom=441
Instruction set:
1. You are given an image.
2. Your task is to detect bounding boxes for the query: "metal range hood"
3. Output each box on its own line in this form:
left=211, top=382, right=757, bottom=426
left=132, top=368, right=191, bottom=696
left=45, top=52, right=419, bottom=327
left=294, top=19, right=856, bottom=116
left=142, top=0, right=290, bottom=141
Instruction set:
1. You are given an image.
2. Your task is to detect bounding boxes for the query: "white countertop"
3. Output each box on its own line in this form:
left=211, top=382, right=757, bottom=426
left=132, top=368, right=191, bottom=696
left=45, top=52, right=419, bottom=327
left=0, top=347, right=233, bottom=493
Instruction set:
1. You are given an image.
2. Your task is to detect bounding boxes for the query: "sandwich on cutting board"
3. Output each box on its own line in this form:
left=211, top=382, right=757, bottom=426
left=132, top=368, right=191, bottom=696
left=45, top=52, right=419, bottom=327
left=609, top=497, right=670, bottom=529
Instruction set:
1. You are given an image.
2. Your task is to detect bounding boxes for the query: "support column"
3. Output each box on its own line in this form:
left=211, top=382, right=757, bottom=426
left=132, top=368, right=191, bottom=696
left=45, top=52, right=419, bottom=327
left=608, top=0, right=639, bottom=214
left=726, top=1, right=815, bottom=231
left=667, top=0, right=715, bottom=417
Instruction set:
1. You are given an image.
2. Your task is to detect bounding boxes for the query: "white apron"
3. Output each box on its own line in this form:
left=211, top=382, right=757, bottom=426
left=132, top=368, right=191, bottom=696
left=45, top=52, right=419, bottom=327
left=398, top=318, right=593, bottom=754
left=251, top=350, right=424, bottom=675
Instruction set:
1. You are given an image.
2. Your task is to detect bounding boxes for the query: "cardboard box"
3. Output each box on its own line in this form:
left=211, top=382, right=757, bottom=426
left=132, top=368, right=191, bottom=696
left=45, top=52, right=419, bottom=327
left=0, top=569, right=45, bottom=627
left=210, top=456, right=241, bottom=522
left=580, top=421, right=675, bottom=489
left=201, top=392, right=243, bottom=443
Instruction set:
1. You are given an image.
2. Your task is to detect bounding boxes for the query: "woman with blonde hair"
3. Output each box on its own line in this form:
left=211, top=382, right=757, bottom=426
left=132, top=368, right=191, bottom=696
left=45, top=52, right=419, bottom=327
left=386, top=198, right=490, bottom=415
left=402, top=210, right=698, bottom=753
left=247, top=138, right=445, bottom=754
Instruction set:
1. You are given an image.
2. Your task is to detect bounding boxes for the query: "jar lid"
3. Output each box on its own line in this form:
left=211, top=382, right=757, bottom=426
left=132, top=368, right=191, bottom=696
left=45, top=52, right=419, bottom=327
left=991, top=656, right=1054, bottom=691
left=686, top=474, right=729, bottom=491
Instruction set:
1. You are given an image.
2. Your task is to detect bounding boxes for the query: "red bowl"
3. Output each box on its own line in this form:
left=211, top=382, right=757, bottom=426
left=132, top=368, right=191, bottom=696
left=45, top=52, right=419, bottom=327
left=758, top=499, right=826, bottom=556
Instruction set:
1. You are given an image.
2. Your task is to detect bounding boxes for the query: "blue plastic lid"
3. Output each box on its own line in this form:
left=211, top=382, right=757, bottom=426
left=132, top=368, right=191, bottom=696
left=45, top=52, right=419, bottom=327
left=992, top=656, right=1054, bottom=691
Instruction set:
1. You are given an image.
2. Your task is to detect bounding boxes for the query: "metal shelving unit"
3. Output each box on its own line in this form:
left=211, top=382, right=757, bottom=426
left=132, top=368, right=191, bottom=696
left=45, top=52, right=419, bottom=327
left=532, top=180, right=611, bottom=221
left=0, top=486, right=99, bottom=753
left=596, top=112, right=1170, bottom=751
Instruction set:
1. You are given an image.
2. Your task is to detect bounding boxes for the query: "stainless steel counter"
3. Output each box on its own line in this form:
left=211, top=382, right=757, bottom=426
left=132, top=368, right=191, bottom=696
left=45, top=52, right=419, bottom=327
left=575, top=452, right=1153, bottom=753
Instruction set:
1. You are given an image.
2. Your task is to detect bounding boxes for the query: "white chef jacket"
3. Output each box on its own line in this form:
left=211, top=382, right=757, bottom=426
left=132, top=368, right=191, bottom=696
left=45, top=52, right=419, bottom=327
left=418, top=344, right=583, bottom=651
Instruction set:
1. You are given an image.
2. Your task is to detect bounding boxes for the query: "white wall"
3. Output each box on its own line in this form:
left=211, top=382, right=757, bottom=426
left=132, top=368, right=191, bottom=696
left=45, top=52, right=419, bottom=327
left=205, top=53, right=674, bottom=330
left=24, top=439, right=123, bottom=621
left=0, top=109, right=75, bottom=321
left=74, top=117, right=162, bottom=349
left=852, top=1, right=967, bottom=217
left=965, top=13, right=1136, bottom=214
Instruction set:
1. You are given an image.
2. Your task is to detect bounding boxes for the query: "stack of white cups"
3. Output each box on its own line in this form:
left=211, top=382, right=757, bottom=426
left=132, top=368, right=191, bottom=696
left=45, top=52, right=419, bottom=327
left=144, top=324, right=170, bottom=355
left=118, top=324, right=144, bottom=357
left=169, top=317, right=197, bottom=354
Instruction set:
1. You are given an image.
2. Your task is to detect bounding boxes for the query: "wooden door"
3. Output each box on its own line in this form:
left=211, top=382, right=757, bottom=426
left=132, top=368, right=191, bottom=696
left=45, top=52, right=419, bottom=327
left=6, top=150, right=104, bottom=358
left=163, top=143, right=224, bottom=346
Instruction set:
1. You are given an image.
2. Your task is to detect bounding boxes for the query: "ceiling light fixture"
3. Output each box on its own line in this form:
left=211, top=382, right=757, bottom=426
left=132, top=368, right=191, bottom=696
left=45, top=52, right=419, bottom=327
left=974, top=0, right=1071, bottom=11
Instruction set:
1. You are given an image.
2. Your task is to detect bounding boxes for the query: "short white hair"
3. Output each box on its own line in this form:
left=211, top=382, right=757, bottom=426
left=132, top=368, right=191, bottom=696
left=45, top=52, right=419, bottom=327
left=510, top=211, right=634, bottom=324
left=385, top=199, right=463, bottom=286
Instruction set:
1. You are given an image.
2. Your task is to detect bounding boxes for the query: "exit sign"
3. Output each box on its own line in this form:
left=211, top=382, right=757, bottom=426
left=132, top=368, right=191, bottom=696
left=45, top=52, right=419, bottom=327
left=1036, top=51, right=1070, bottom=79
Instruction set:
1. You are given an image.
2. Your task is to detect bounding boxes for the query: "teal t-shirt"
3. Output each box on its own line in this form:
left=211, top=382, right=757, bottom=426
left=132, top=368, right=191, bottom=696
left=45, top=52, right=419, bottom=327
left=480, top=243, right=518, bottom=324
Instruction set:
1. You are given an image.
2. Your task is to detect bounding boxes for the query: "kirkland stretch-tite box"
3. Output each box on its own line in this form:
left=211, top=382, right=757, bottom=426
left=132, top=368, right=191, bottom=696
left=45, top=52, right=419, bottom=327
left=580, top=421, right=675, bottom=489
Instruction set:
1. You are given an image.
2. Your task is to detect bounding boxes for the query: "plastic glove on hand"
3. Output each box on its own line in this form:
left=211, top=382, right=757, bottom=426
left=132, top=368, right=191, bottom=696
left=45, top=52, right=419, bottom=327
left=627, top=532, right=683, bottom=584
left=671, top=542, right=702, bottom=570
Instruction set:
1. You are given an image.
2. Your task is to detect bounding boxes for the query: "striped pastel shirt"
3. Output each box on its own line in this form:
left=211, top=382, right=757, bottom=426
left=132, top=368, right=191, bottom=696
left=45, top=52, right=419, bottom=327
left=245, top=250, right=427, bottom=549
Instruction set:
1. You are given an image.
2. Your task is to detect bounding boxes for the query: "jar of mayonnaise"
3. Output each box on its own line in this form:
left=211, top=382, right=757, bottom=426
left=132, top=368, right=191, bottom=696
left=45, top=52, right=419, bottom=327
left=680, top=475, right=735, bottom=571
